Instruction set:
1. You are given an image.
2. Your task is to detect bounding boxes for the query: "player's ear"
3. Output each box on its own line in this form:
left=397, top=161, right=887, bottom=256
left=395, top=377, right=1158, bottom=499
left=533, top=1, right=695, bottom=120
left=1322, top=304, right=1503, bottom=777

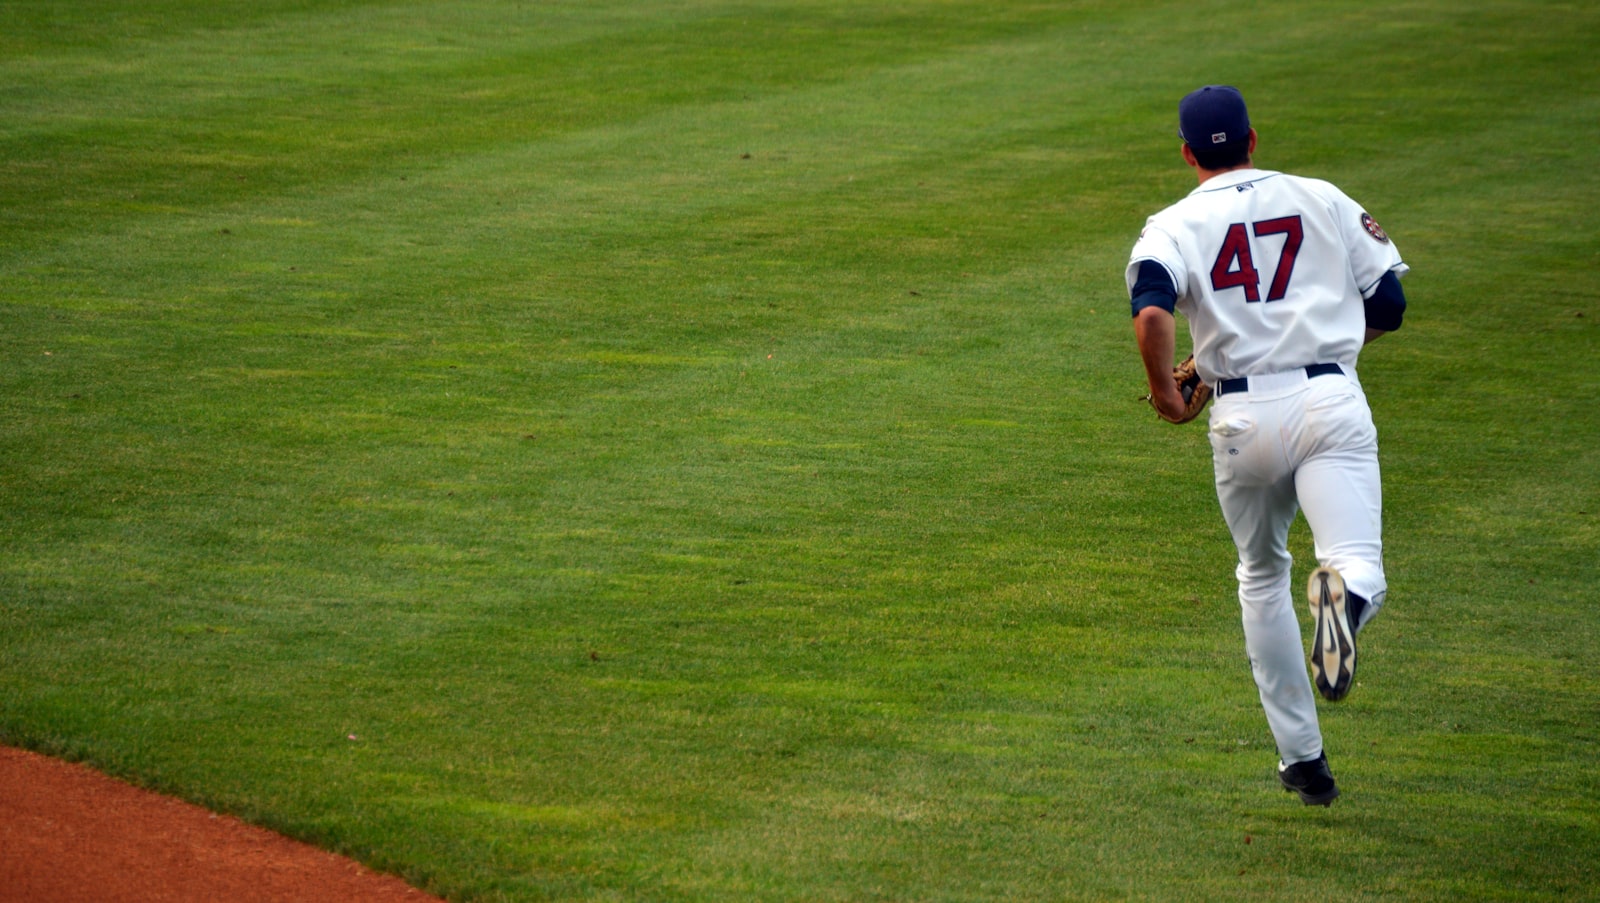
left=1181, top=143, right=1198, bottom=169
left=1247, top=128, right=1258, bottom=156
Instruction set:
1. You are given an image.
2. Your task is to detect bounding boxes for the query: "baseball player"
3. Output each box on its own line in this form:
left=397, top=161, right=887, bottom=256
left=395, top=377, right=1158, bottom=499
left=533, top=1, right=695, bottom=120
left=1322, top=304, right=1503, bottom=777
left=1126, top=86, right=1408, bottom=806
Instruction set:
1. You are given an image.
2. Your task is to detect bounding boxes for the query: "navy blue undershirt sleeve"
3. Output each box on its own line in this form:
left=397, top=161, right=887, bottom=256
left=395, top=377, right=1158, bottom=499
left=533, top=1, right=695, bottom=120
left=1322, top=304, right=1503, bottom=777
left=1130, top=260, right=1177, bottom=317
left=1363, top=268, right=1407, bottom=331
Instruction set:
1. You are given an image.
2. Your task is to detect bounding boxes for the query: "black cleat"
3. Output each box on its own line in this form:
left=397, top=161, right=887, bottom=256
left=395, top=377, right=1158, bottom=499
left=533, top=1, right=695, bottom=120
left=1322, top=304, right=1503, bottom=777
left=1279, top=753, right=1340, bottom=807
left=1309, top=566, right=1357, bottom=701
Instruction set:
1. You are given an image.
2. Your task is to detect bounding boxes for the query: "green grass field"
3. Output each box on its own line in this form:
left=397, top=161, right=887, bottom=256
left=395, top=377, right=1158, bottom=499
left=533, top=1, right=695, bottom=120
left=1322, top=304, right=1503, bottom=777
left=3, top=1, right=1597, bottom=899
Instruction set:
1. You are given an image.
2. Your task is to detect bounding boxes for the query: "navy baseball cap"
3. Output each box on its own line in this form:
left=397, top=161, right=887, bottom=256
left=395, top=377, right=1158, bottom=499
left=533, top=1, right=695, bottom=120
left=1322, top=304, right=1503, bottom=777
left=1178, top=85, right=1250, bottom=149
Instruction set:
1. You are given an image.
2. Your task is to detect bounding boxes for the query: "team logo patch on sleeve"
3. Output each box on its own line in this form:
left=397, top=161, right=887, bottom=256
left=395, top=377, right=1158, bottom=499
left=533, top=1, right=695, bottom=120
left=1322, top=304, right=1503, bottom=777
left=1361, top=213, right=1390, bottom=243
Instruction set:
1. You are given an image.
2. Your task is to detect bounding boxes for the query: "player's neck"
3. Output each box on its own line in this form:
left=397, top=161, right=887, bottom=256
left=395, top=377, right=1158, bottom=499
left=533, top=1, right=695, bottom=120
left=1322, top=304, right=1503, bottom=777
left=1195, top=159, right=1256, bottom=185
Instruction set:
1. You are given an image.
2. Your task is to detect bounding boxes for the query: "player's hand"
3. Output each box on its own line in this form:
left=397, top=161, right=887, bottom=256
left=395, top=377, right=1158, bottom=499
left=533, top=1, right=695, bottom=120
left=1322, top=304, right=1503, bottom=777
left=1143, top=355, right=1211, bottom=424
left=1149, top=383, right=1189, bottom=423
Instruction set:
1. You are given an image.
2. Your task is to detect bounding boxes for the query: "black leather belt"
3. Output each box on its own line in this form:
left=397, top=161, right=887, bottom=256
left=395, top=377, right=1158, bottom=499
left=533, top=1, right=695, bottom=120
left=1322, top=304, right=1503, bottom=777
left=1216, top=363, right=1343, bottom=397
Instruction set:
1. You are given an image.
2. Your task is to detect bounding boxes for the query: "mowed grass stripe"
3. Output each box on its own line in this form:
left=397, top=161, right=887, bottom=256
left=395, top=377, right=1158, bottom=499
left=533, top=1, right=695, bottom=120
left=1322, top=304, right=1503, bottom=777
left=0, top=1, right=1073, bottom=248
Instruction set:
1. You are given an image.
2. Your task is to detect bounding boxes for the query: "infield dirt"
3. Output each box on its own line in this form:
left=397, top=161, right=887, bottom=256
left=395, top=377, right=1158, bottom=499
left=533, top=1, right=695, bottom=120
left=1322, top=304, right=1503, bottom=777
left=0, top=745, right=442, bottom=902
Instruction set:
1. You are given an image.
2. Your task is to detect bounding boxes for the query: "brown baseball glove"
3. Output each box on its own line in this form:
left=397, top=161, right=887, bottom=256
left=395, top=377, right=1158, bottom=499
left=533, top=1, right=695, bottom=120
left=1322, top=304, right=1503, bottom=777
left=1151, top=354, right=1212, bottom=424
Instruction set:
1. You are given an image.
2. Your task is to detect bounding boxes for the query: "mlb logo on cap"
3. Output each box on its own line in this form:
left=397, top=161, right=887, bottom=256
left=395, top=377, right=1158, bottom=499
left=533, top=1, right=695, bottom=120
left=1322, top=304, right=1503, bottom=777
left=1180, top=85, right=1250, bottom=149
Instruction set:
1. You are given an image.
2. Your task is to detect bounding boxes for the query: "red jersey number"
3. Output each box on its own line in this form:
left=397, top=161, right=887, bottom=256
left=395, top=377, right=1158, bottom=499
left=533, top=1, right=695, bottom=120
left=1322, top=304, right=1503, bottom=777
left=1210, top=215, right=1303, bottom=303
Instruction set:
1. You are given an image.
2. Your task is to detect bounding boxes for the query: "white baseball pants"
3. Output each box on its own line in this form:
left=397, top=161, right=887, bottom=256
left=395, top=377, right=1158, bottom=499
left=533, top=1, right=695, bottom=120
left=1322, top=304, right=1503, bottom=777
left=1206, top=365, right=1387, bottom=765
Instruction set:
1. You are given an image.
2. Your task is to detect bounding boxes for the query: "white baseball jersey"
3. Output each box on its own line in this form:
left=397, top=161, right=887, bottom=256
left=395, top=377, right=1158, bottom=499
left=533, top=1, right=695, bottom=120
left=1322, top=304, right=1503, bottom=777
left=1126, top=168, right=1406, bottom=385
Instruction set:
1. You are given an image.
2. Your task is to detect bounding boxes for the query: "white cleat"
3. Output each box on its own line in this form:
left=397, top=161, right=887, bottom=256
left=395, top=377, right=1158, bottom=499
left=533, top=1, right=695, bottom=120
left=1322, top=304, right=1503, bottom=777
left=1308, top=566, right=1356, bottom=701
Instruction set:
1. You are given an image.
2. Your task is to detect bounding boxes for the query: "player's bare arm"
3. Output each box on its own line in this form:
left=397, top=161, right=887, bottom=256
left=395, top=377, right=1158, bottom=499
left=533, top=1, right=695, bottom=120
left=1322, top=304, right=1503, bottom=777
left=1134, top=307, right=1187, bottom=422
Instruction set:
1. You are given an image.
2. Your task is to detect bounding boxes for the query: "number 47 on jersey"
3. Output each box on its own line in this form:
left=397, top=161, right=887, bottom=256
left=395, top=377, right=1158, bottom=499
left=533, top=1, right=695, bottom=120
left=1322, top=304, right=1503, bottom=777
left=1211, top=215, right=1303, bottom=303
